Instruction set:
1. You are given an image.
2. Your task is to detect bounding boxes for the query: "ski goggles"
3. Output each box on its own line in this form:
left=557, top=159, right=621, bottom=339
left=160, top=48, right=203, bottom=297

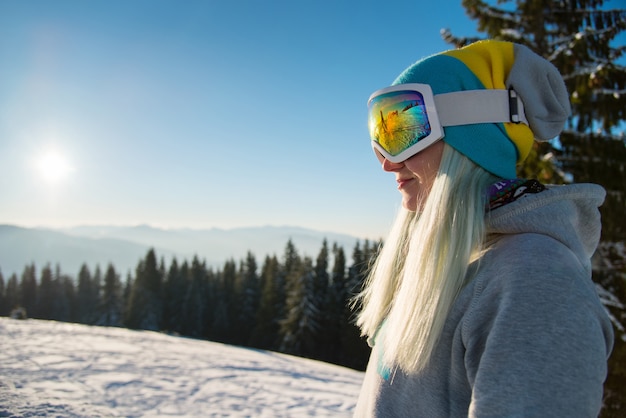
left=367, top=83, right=528, bottom=163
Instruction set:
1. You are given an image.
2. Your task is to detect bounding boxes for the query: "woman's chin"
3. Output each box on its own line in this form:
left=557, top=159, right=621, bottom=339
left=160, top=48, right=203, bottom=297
left=401, top=198, right=418, bottom=212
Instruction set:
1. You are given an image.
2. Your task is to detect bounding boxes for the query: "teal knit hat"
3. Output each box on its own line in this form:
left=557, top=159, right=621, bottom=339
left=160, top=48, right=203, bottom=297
left=392, top=40, right=571, bottom=178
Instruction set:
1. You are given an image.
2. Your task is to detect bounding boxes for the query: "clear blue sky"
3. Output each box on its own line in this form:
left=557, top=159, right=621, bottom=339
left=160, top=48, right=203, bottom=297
left=0, top=0, right=480, bottom=239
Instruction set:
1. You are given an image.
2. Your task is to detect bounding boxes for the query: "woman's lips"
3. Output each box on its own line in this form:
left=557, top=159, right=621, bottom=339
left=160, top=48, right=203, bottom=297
left=396, top=177, right=415, bottom=190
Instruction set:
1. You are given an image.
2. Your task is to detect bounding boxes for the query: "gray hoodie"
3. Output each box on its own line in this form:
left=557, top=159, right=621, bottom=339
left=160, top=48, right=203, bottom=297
left=354, top=183, right=614, bottom=417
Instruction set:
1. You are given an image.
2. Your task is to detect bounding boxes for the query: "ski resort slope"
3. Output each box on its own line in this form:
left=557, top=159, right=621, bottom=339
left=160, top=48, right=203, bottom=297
left=0, top=318, right=363, bottom=417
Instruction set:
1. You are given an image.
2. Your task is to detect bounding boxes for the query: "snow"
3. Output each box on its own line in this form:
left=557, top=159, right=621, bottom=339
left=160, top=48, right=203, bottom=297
left=0, top=318, right=364, bottom=417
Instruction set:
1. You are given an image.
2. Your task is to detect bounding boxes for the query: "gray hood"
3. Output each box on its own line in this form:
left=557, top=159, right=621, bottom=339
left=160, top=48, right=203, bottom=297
left=486, top=183, right=606, bottom=275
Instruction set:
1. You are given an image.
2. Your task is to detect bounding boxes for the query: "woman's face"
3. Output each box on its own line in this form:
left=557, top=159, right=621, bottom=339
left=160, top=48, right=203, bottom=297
left=376, top=141, right=445, bottom=212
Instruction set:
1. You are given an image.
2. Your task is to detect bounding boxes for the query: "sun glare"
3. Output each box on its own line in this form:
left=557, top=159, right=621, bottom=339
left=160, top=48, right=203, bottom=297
left=36, top=151, right=74, bottom=184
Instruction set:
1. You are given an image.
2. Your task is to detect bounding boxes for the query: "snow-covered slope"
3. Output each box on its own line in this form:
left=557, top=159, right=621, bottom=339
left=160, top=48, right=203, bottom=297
left=0, top=318, right=363, bottom=417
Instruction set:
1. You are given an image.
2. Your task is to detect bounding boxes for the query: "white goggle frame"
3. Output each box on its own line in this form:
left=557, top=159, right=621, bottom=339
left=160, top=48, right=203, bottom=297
left=368, top=83, right=528, bottom=163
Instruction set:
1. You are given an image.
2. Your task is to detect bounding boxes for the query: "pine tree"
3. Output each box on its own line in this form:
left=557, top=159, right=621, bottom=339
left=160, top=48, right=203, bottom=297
left=39, top=264, right=70, bottom=321
left=76, top=264, right=99, bottom=324
left=56, top=268, right=75, bottom=323
left=312, top=240, right=332, bottom=361
left=125, top=249, right=163, bottom=331
left=162, top=258, right=186, bottom=333
left=278, top=240, right=302, bottom=349
left=37, top=264, right=55, bottom=319
left=442, top=1, right=626, bottom=415
left=250, top=255, right=282, bottom=350
left=211, top=259, right=236, bottom=342
left=19, top=264, right=37, bottom=318
left=175, top=261, right=194, bottom=336
left=122, top=272, right=133, bottom=319
left=98, top=264, right=124, bottom=327
left=93, top=265, right=103, bottom=315
left=314, top=240, right=330, bottom=303
left=179, top=256, right=210, bottom=339
left=4, top=274, right=19, bottom=316
left=234, top=252, right=260, bottom=346
left=326, top=243, right=349, bottom=365
left=279, top=256, right=320, bottom=357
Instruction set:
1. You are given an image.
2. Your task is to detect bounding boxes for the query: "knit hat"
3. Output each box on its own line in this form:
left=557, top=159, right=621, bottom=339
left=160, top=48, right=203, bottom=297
left=392, top=40, right=571, bottom=178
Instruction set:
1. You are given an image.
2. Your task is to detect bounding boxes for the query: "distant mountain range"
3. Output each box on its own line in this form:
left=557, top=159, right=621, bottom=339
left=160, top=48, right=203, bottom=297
left=0, top=224, right=364, bottom=279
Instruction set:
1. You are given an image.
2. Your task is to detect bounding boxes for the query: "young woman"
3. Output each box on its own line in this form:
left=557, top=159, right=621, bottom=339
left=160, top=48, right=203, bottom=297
left=354, top=40, right=614, bottom=417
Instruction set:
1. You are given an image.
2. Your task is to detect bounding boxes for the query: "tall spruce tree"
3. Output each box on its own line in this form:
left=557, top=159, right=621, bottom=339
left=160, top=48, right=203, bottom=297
left=175, top=261, right=195, bottom=336
left=279, top=256, right=320, bottom=358
left=122, top=272, right=133, bottom=319
left=125, top=249, right=163, bottom=331
left=162, top=258, right=186, bottom=333
left=313, top=240, right=332, bottom=361
left=250, top=255, right=282, bottom=350
left=98, top=264, right=124, bottom=327
left=37, top=264, right=55, bottom=319
left=76, top=264, right=99, bottom=324
left=212, top=258, right=236, bottom=342
left=187, top=256, right=209, bottom=339
left=4, top=274, right=19, bottom=316
left=93, top=265, right=103, bottom=317
left=39, top=264, right=70, bottom=321
left=234, top=252, right=260, bottom=346
left=56, top=268, right=75, bottom=323
left=327, top=243, right=349, bottom=365
left=277, top=239, right=301, bottom=325
left=202, top=267, right=218, bottom=340
left=442, top=1, right=626, bottom=415
left=20, top=264, right=37, bottom=318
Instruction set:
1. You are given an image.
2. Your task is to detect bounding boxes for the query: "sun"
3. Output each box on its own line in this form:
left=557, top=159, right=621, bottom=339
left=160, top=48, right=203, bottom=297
left=36, top=151, right=74, bottom=184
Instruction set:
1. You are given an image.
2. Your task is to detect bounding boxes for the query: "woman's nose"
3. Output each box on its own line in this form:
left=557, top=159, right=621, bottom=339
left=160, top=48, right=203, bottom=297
left=381, top=157, right=404, bottom=172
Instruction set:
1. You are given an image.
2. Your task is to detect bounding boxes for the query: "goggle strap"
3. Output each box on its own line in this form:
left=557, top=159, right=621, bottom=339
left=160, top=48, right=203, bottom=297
left=434, top=89, right=528, bottom=127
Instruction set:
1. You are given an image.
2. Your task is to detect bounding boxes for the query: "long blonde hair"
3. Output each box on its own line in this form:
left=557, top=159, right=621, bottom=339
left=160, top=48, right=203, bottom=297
left=356, top=143, right=499, bottom=374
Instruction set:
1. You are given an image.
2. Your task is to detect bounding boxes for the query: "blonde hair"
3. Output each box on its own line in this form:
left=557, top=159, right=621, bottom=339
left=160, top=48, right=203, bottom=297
left=356, top=143, right=498, bottom=374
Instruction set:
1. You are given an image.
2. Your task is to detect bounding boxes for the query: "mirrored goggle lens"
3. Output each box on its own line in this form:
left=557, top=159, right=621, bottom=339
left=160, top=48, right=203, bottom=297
left=368, top=90, right=432, bottom=157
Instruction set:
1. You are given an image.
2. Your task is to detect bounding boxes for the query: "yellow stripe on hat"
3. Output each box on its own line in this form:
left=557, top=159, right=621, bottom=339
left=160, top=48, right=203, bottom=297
left=444, top=41, right=534, bottom=162
left=443, top=40, right=513, bottom=89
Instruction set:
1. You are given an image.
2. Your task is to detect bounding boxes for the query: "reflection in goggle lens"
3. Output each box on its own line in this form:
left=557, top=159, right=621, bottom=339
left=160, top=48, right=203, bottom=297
left=368, top=90, right=432, bottom=157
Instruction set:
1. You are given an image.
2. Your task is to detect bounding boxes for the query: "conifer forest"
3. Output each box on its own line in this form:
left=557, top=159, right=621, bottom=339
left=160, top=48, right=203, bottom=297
left=0, top=239, right=378, bottom=372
